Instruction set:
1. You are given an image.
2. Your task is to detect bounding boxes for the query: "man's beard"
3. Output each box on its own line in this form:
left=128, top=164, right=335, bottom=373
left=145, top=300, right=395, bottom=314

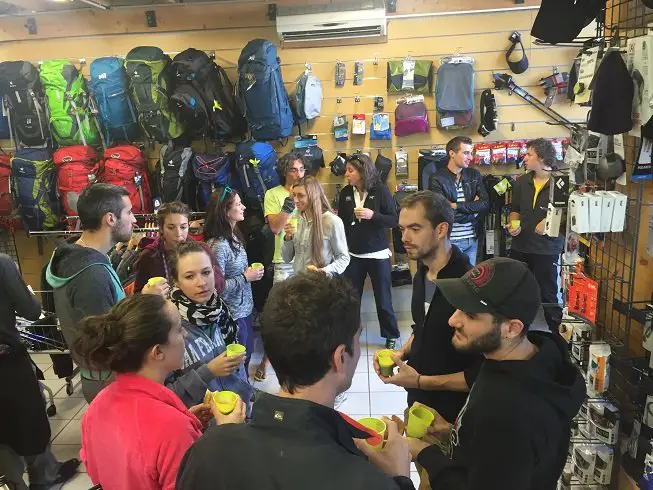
left=410, top=242, right=438, bottom=262
left=453, top=324, right=502, bottom=354
left=111, top=220, right=132, bottom=244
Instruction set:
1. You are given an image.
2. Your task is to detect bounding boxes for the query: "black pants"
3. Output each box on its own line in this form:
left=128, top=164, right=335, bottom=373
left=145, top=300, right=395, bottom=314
left=510, top=250, right=562, bottom=331
left=344, top=256, right=400, bottom=339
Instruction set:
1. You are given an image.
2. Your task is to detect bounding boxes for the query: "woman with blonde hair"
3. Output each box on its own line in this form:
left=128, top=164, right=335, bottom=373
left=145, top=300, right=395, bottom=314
left=281, top=176, right=349, bottom=276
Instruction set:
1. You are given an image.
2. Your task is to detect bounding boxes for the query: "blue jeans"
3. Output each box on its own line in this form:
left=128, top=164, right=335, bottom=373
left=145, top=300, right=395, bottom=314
left=452, top=238, right=478, bottom=266
left=236, top=314, right=254, bottom=372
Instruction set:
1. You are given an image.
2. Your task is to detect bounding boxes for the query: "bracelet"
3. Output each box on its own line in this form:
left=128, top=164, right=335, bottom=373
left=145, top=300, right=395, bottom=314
left=416, top=374, right=421, bottom=390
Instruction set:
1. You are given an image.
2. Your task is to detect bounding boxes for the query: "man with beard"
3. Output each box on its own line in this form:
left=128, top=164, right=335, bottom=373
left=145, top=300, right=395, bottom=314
left=407, top=258, right=586, bottom=490
left=46, top=184, right=164, bottom=402
left=373, top=191, right=481, bottom=424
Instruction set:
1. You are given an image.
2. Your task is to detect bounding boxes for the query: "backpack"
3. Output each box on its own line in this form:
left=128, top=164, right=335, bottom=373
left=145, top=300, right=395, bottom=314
left=89, top=57, right=140, bottom=145
left=0, top=61, right=50, bottom=147
left=102, top=145, right=153, bottom=214
left=0, top=97, right=10, bottom=139
left=11, top=148, right=60, bottom=231
left=190, top=152, right=233, bottom=212
left=387, top=59, right=433, bottom=94
left=234, top=141, right=278, bottom=211
left=395, top=99, right=429, bottom=136
left=418, top=149, right=448, bottom=191
left=237, top=40, right=294, bottom=140
left=170, top=48, right=246, bottom=140
left=124, top=46, right=185, bottom=143
left=295, top=73, right=322, bottom=122
left=39, top=60, right=101, bottom=147
left=0, top=153, right=13, bottom=217
left=53, top=145, right=100, bottom=216
left=158, top=143, right=193, bottom=204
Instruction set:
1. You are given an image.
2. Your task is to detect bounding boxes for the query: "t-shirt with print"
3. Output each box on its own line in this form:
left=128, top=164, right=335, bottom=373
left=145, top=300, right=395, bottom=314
left=264, top=185, right=291, bottom=264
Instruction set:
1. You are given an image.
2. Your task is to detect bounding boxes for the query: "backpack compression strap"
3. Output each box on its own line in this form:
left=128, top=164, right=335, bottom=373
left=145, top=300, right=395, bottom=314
left=478, top=89, right=498, bottom=137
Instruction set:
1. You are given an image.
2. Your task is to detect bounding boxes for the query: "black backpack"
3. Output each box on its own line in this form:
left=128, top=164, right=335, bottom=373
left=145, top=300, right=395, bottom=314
left=157, top=143, right=194, bottom=204
left=170, top=48, right=247, bottom=141
left=0, top=61, right=50, bottom=147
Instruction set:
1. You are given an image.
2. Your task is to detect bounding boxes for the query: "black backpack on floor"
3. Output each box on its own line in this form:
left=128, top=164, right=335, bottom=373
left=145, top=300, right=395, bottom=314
left=170, top=48, right=246, bottom=141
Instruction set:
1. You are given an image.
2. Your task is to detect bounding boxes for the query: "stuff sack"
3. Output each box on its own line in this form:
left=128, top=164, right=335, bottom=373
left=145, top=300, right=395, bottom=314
left=101, top=145, right=153, bottom=214
left=387, top=59, right=433, bottom=94
left=158, top=144, right=193, bottom=204
left=190, top=152, right=233, bottom=212
left=39, top=59, right=101, bottom=147
left=89, top=57, right=140, bottom=145
left=170, top=48, right=246, bottom=140
left=395, top=99, right=429, bottom=136
left=295, top=73, right=322, bottom=122
left=237, top=39, right=294, bottom=140
left=435, top=62, right=474, bottom=130
left=0, top=61, right=50, bottom=147
left=234, top=141, right=278, bottom=211
left=124, top=46, right=185, bottom=143
left=53, top=145, right=100, bottom=216
left=11, top=148, right=60, bottom=231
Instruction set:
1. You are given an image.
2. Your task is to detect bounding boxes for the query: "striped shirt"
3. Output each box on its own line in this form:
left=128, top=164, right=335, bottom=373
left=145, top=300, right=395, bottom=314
left=450, top=181, right=476, bottom=240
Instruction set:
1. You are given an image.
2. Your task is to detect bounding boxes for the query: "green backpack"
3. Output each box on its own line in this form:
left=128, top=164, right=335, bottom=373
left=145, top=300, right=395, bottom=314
left=124, top=46, right=184, bottom=143
left=387, top=59, right=433, bottom=94
left=39, top=60, right=101, bottom=147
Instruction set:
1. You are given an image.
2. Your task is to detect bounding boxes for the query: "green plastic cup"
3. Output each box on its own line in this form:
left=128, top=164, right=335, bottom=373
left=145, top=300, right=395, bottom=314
left=288, top=217, right=298, bottom=231
left=213, top=390, right=239, bottom=415
left=406, top=405, right=435, bottom=439
left=251, top=262, right=264, bottom=270
left=511, top=219, right=521, bottom=229
left=226, top=343, right=246, bottom=357
left=377, top=349, right=395, bottom=377
left=358, top=417, right=386, bottom=451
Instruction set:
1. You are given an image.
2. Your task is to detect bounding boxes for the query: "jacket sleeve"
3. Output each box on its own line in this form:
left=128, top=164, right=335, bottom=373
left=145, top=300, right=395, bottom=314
left=1, top=255, right=41, bottom=321
left=370, top=185, right=399, bottom=229
left=338, top=186, right=351, bottom=227
left=323, top=215, right=350, bottom=276
left=134, top=249, right=156, bottom=293
left=457, top=175, right=490, bottom=215
left=511, top=178, right=522, bottom=214
left=210, top=240, right=246, bottom=298
left=281, top=236, right=295, bottom=264
left=428, top=174, right=447, bottom=198
left=157, top=417, right=200, bottom=490
left=417, top=417, right=534, bottom=490
left=165, top=364, right=215, bottom=408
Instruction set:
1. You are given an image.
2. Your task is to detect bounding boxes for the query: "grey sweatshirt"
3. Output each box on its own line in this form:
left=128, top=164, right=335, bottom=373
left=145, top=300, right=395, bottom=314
left=0, top=254, right=41, bottom=347
left=207, top=237, right=253, bottom=321
left=281, top=211, right=350, bottom=276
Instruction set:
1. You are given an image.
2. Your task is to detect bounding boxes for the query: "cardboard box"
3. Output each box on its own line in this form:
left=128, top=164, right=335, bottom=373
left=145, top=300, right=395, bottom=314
left=607, top=191, right=627, bottom=232
left=594, top=190, right=614, bottom=233
left=545, top=203, right=563, bottom=238
left=587, top=193, right=603, bottom=233
left=569, top=191, right=591, bottom=233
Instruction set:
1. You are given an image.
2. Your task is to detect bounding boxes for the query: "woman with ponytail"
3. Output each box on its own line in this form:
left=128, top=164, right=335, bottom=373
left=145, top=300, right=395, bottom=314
left=281, top=176, right=350, bottom=276
left=76, top=294, right=245, bottom=490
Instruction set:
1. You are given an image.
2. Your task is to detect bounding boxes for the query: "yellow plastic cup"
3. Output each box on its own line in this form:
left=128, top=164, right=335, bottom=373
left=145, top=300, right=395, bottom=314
left=251, top=262, right=264, bottom=270
left=226, top=343, right=246, bottom=357
left=288, top=217, right=298, bottom=231
left=213, top=390, right=240, bottom=415
left=511, top=219, right=521, bottom=229
left=377, top=349, right=395, bottom=377
left=147, top=276, right=166, bottom=287
left=406, top=405, right=435, bottom=439
left=358, top=417, right=386, bottom=451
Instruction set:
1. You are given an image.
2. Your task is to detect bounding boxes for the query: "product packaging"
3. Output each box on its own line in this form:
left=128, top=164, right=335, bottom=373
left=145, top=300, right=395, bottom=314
left=572, top=444, right=597, bottom=484
left=571, top=321, right=593, bottom=364
left=568, top=273, right=599, bottom=324
left=506, top=141, right=522, bottom=166
left=587, top=193, right=603, bottom=233
left=490, top=142, right=507, bottom=165
left=569, top=191, right=591, bottom=233
left=588, top=400, right=619, bottom=445
left=607, top=191, right=627, bottom=232
left=587, top=343, right=611, bottom=396
left=594, top=190, right=615, bottom=232
left=352, top=113, right=366, bottom=135
left=593, top=445, right=614, bottom=485
left=474, top=143, right=491, bottom=165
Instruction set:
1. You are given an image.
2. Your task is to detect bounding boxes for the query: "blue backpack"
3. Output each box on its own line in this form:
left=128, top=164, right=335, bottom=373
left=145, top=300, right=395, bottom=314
left=89, top=57, right=140, bottom=144
left=191, top=152, right=233, bottom=212
left=11, top=148, right=60, bottom=231
left=237, top=40, right=294, bottom=141
left=234, top=141, right=278, bottom=211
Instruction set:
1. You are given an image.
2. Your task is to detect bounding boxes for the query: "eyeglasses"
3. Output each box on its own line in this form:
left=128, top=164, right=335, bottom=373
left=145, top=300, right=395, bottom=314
left=289, top=167, right=305, bottom=174
left=220, top=186, right=233, bottom=202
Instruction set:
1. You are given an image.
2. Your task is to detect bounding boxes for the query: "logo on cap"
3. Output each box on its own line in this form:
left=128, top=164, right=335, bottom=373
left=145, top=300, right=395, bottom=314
left=467, top=263, right=494, bottom=289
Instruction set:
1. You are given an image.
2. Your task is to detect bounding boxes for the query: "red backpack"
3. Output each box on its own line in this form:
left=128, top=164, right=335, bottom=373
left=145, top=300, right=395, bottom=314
left=102, top=145, right=153, bottom=214
left=53, top=145, right=100, bottom=217
left=0, top=153, right=21, bottom=231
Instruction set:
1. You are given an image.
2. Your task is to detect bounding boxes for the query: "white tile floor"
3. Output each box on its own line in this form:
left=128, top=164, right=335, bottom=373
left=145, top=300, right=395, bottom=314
left=30, top=285, right=422, bottom=488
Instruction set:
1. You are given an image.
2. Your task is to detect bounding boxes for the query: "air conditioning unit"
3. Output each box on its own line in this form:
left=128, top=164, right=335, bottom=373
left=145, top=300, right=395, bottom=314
left=276, top=1, right=388, bottom=48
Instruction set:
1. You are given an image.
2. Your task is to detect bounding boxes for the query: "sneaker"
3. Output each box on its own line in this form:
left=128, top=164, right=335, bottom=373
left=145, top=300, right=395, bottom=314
left=29, top=458, right=80, bottom=490
left=334, top=393, right=347, bottom=410
left=385, top=338, right=397, bottom=350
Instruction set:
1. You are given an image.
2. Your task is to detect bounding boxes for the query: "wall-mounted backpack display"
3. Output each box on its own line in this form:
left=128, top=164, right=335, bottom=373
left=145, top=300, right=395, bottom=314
left=418, top=147, right=448, bottom=191
left=0, top=97, right=10, bottom=139
left=387, top=59, right=433, bottom=94
left=124, top=46, right=185, bottom=143
left=294, top=134, right=323, bottom=176
left=11, top=148, right=60, bottom=231
left=40, top=59, right=101, bottom=147
left=330, top=153, right=347, bottom=177
left=237, top=39, right=294, bottom=141
left=295, top=72, right=322, bottom=122
left=102, top=145, right=152, bottom=214
left=89, top=57, right=140, bottom=145
left=158, top=143, right=193, bottom=205
left=234, top=141, right=279, bottom=211
left=0, top=153, right=14, bottom=219
left=53, top=145, right=100, bottom=216
left=395, top=96, right=429, bottom=136
left=436, top=60, right=475, bottom=130
left=375, top=153, right=392, bottom=183
left=370, top=113, right=391, bottom=140
left=190, top=152, right=233, bottom=212
left=0, top=61, right=50, bottom=147
left=170, top=48, right=246, bottom=141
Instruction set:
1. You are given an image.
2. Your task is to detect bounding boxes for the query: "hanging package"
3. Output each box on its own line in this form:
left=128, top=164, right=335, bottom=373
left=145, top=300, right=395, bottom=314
left=387, top=59, right=433, bottom=94
left=436, top=61, right=475, bottom=130
left=395, top=96, right=429, bottom=136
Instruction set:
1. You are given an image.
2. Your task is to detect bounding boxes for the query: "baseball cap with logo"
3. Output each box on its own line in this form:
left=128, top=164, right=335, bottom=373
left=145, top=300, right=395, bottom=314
left=436, top=257, right=542, bottom=326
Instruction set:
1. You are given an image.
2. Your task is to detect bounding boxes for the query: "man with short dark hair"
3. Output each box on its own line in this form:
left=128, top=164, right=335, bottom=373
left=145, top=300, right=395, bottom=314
left=408, top=258, right=585, bottom=490
left=508, top=138, right=564, bottom=331
left=46, top=183, right=161, bottom=402
left=429, top=136, right=489, bottom=265
left=176, top=272, right=415, bottom=490
left=373, top=191, right=480, bottom=424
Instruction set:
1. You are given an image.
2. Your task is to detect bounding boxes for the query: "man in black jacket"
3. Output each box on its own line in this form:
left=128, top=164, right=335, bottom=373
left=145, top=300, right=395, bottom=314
left=176, top=272, right=415, bottom=490
left=409, top=258, right=585, bottom=490
left=373, top=191, right=481, bottom=424
left=429, top=136, right=489, bottom=265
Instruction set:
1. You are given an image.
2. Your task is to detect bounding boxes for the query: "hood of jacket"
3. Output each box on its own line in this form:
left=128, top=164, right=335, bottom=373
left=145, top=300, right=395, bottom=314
left=46, top=242, right=115, bottom=289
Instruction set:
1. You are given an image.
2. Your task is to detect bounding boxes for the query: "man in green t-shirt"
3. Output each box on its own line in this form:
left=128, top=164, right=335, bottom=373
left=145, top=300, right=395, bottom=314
left=254, top=152, right=306, bottom=381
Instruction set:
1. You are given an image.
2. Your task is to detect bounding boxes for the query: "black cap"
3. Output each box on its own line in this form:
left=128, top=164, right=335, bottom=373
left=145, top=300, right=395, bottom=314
left=436, top=257, right=542, bottom=326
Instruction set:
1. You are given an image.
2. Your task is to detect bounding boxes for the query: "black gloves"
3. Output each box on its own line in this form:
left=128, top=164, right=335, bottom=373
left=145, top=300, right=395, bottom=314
left=282, top=196, right=296, bottom=214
